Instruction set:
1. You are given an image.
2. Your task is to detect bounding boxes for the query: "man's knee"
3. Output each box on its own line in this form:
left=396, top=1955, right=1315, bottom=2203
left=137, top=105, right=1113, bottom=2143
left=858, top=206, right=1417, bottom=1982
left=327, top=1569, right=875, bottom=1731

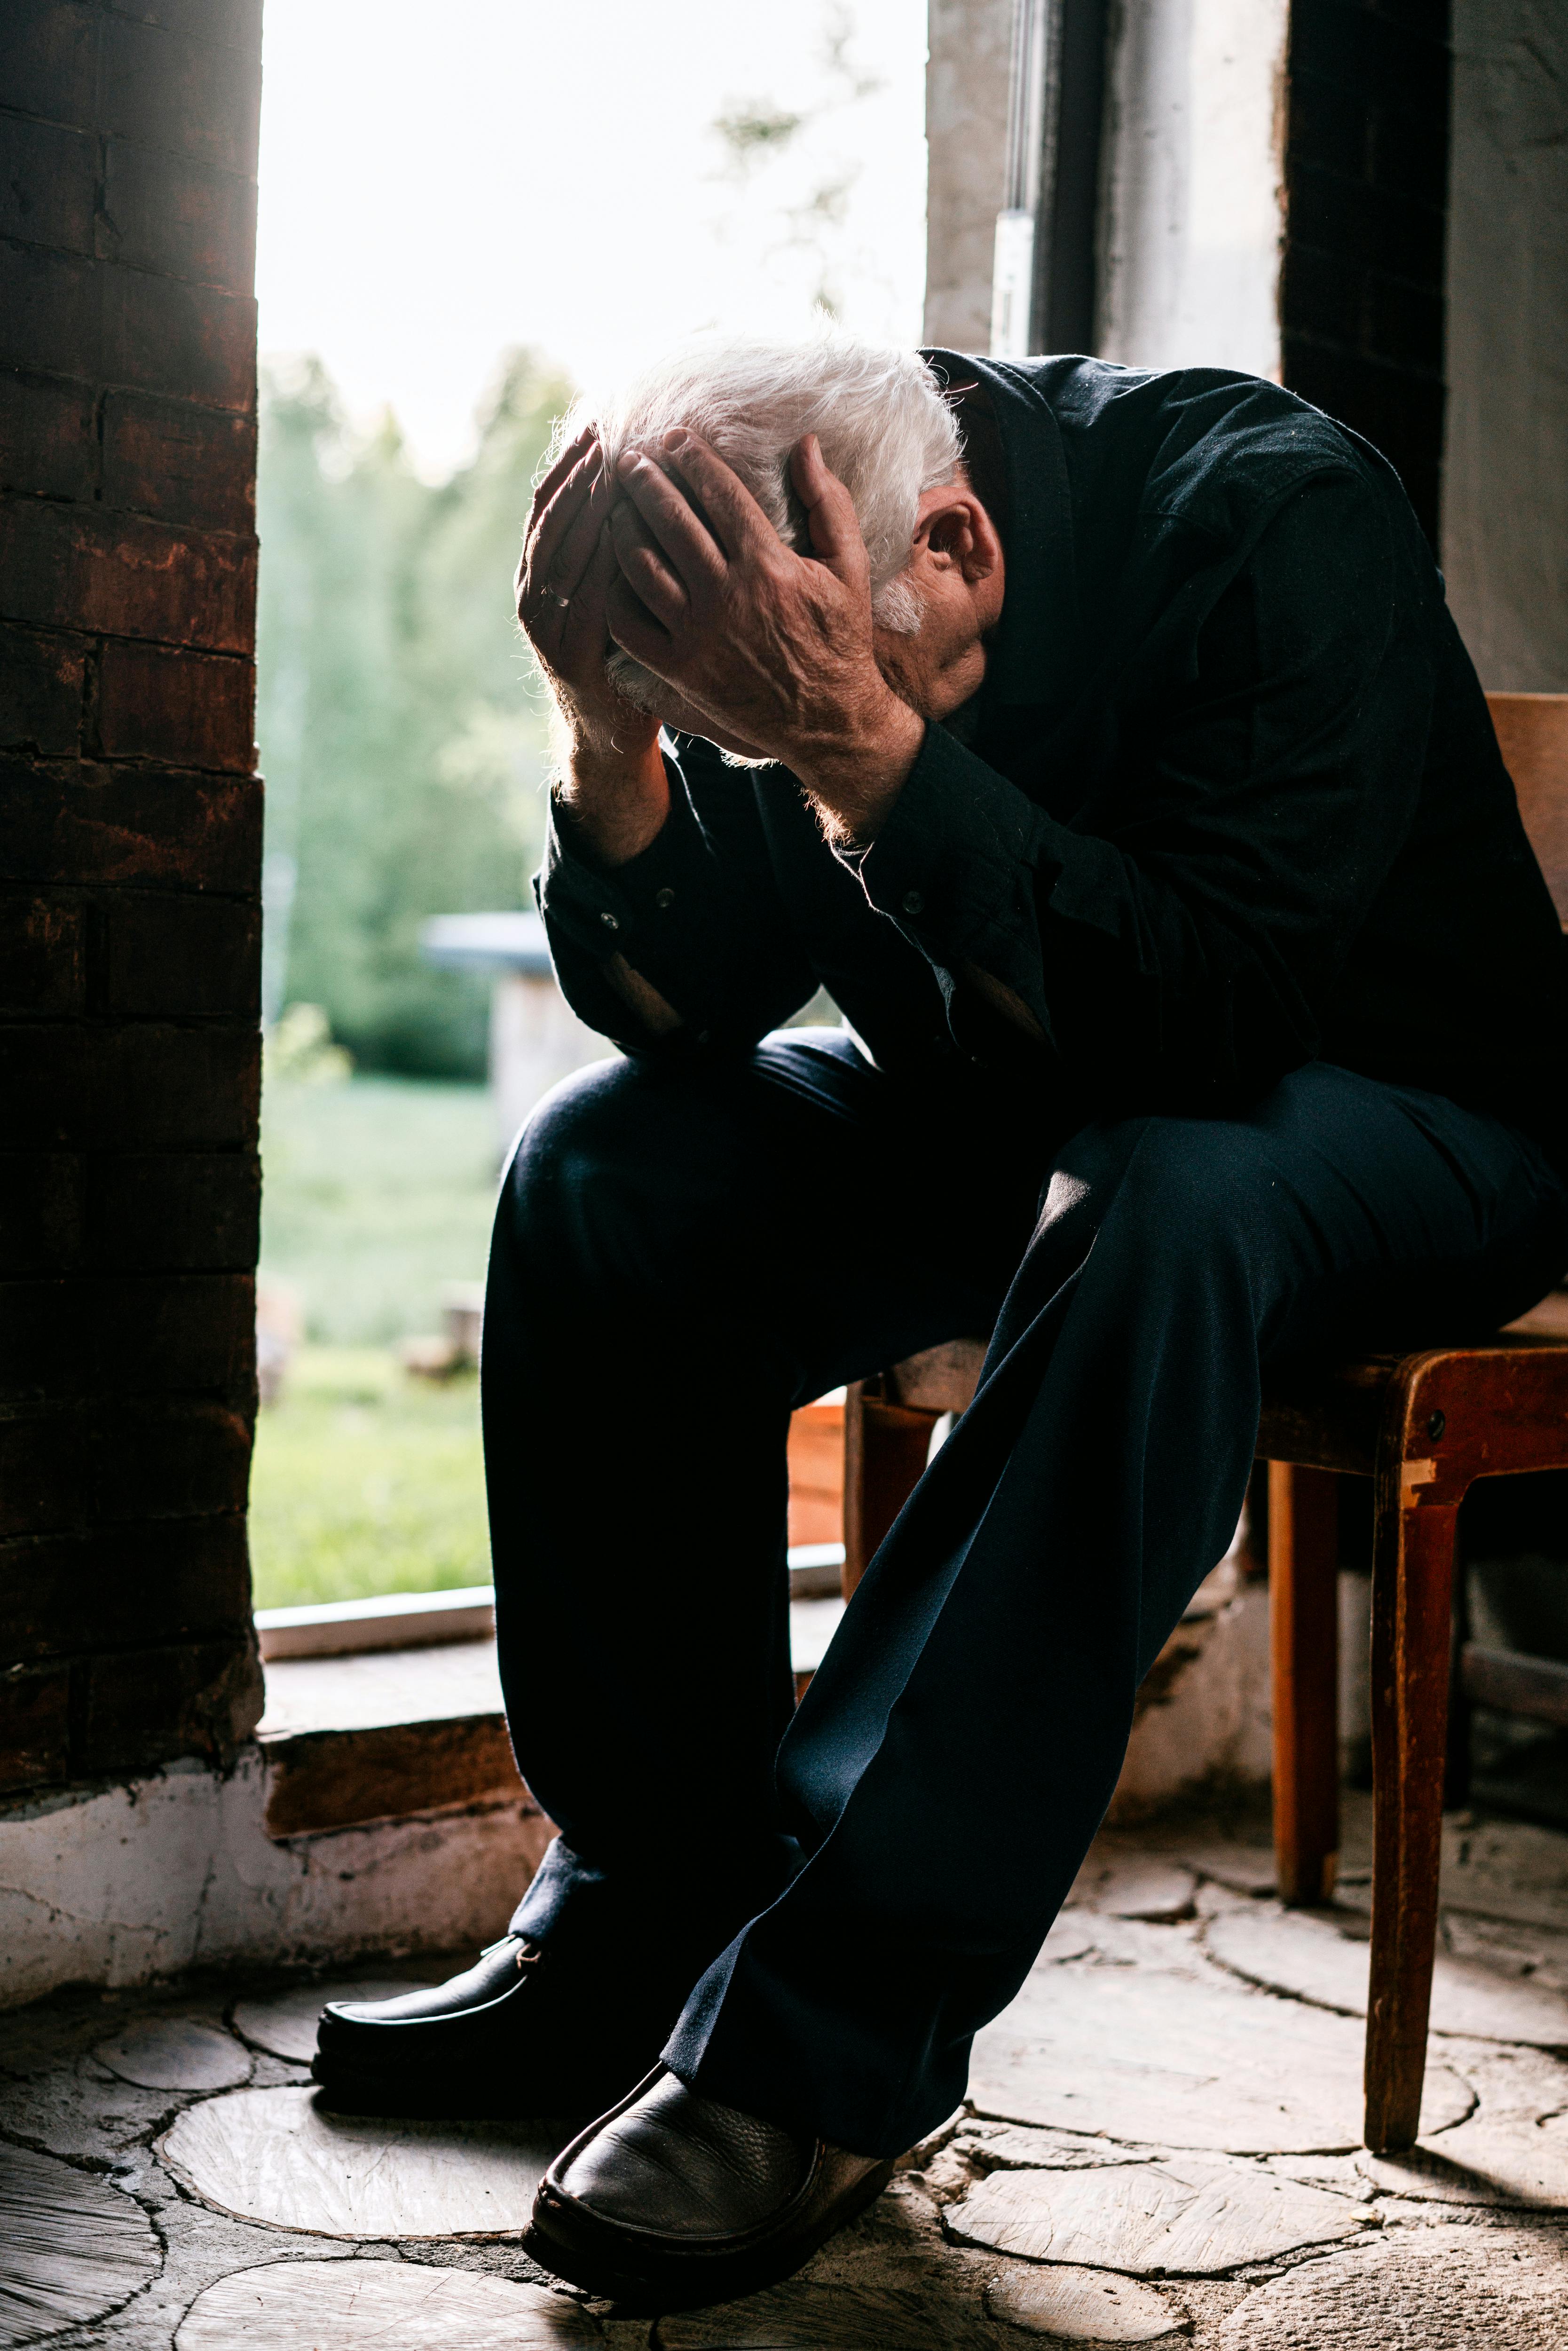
left=1072, top=1110, right=1285, bottom=1277
left=495, top=1050, right=751, bottom=1304
left=504, top=1056, right=638, bottom=1207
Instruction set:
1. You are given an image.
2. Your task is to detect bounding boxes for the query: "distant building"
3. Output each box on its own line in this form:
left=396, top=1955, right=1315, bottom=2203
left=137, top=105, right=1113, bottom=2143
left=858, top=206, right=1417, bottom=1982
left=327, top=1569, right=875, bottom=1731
left=420, top=912, right=615, bottom=1155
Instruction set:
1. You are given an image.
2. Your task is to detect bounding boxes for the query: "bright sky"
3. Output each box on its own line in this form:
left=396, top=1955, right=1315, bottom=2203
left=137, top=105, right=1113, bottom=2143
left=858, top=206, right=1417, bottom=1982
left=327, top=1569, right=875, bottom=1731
left=255, top=0, right=930, bottom=480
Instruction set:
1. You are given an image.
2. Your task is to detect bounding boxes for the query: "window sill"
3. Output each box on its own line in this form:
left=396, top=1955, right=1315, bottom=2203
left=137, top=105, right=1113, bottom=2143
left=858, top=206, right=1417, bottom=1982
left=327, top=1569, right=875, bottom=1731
left=255, top=1592, right=846, bottom=1840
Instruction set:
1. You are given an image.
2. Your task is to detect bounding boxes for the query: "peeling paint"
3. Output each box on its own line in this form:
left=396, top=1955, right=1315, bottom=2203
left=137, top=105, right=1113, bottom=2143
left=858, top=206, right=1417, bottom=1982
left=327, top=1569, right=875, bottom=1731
left=0, top=1747, right=551, bottom=2009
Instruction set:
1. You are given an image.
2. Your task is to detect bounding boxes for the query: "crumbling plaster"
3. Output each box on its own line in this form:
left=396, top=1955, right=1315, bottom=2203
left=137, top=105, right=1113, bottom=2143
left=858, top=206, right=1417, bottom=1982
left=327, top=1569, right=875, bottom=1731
left=923, top=0, right=1014, bottom=350
left=1442, top=0, right=1568, bottom=690
left=0, top=1753, right=551, bottom=2011
left=1095, top=0, right=1290, bottom=378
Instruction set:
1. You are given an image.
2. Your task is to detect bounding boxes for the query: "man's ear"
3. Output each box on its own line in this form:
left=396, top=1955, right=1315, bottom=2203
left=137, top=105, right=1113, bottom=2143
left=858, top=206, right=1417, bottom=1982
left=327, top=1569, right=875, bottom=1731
left=911, top=483, right=1002, bottom=586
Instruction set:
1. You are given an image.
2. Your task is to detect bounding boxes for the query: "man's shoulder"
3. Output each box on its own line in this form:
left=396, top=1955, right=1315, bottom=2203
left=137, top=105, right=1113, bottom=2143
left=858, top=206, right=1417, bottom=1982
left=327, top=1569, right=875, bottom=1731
left=1027, top=356, right=1383, bottom=543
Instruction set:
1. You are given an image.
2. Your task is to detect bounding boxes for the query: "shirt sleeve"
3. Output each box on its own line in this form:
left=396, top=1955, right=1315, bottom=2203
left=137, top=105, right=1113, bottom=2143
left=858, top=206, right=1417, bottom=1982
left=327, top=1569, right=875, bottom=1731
left=535, top=737, right=820, bottom=1054
left=851, top=467, right=1433, bottom=1109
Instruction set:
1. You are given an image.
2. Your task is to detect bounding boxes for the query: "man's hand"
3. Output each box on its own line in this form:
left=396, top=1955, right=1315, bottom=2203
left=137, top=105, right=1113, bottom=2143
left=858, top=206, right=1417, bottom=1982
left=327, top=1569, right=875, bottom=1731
left=516, top=426, right=669, bottom=866
left=605, top=431, right=924, bottom=843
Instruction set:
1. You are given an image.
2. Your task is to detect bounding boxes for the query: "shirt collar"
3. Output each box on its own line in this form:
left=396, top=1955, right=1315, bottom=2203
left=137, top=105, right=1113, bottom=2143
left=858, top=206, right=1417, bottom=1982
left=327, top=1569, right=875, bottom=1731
left=920, top=349, right=1079, bottom=710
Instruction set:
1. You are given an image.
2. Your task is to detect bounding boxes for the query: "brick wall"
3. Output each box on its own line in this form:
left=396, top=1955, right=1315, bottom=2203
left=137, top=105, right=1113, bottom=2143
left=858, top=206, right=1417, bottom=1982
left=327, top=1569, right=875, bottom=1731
left=0, top=0, right=264, bottom=1795
left=1281, top=0, right=1453, bottom=545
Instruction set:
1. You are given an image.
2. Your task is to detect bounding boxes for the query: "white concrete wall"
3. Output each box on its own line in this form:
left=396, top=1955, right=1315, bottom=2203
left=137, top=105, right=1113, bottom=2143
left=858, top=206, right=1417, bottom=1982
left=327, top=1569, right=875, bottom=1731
left=0, top=1752, right=552, bottom=2010
left=1095, top=0, right=1290, bottom=377
left=924, top=0, right=1015, bottom=349
left=1442, top=0, right=1568, bottom=691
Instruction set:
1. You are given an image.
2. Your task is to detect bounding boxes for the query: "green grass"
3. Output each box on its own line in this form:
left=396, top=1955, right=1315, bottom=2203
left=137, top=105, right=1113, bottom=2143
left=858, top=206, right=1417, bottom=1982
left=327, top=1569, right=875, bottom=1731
left=253, top=1074, right=501, bottom=1607
left=259, top=1073, right=500, bottom=1345
left=249, top=1347, right=490, bottom=1610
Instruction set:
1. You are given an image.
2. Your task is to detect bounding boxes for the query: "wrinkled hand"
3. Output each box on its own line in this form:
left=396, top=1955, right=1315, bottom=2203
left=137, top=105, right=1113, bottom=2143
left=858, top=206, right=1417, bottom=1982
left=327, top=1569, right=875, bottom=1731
left=516, top=425, right=661, bottom=767
left=606, top=431, right=922, bottom=836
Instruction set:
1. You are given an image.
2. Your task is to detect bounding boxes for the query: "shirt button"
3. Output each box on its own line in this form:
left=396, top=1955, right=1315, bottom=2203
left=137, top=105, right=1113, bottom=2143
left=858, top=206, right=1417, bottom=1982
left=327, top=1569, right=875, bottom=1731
left=696, top=1030, right=712, bottom=1046
left=600, top=911, right=620, bottom=932
left=902, top=889, right=924, bottom=917
left=654, top=886, right=676, bottom=910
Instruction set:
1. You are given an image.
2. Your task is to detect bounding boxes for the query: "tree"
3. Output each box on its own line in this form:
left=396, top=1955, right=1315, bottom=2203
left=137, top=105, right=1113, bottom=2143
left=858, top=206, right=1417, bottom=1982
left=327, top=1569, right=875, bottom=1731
left=256, top=349, right=572, bottom=1077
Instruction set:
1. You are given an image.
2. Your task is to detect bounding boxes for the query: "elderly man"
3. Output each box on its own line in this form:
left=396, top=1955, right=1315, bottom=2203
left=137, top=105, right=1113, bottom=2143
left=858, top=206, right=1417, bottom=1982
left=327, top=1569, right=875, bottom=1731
left=315, top=336, right=1568, bottom=2308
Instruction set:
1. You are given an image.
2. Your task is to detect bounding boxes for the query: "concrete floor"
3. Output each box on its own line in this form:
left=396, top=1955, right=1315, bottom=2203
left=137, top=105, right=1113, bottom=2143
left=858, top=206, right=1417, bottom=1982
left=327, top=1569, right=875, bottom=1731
left=6, top=1795, right=1568, bottom=2348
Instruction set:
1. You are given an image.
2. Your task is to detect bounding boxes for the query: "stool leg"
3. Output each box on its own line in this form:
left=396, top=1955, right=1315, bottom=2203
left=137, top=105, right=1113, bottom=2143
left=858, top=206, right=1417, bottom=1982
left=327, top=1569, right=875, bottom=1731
left=1269, top=1462, right=1341, bottom=1905
left=841, top=1381, right=938, bottom=1599
left=1364, top=1490, right=1459, bottom=2153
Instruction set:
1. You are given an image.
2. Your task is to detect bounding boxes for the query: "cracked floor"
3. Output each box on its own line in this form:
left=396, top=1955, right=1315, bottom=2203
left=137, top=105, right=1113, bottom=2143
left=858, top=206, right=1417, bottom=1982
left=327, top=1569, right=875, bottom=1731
left=6, top=1795, right=1568, bottom=2347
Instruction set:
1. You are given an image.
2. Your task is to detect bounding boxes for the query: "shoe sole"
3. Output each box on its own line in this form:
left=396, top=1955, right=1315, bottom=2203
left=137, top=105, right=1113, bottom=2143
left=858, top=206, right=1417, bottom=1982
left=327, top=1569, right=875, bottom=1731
left=308, top=2054, right=639, bottom=2123
left=519, top=2155, right=897, bottom=2312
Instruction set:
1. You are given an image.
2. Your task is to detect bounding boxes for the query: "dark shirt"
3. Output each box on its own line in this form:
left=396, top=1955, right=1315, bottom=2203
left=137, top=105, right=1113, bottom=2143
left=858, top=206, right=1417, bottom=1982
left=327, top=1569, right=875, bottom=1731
left=536, top=355, right=1568, bottom=1165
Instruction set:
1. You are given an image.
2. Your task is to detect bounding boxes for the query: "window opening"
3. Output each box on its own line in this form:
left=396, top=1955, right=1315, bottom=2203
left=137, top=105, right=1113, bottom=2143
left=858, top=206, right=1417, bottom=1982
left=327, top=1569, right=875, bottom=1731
left=250, top=0, right=927, bottom=1634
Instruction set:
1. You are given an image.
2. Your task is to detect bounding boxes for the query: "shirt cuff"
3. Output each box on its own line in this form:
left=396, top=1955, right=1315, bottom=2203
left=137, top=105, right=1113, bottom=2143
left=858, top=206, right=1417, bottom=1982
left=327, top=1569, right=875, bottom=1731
left=536, top=756, right=712, bottom=957
left=849, top=720, right=1056, bottom=964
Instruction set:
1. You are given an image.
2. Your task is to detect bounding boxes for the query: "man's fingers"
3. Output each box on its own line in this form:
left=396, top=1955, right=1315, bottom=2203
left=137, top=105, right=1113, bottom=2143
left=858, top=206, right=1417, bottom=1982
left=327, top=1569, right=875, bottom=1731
left=658, top=430, right=779, bottom=564
left=789, top=434, right=868, bottom=581
left=521, top=449, right=594, bottom=596
left=552, top=524, right=620, bottom=670
left=609, top=500, right=689, bottom=629
left=605, top=571, right=674, bottom=670
left=520, top=451, right=607, bottom=623
left=615, top=449, right=728, bottom=593
left=541, top=453, right=615, bottom=601
left=525, top=422, right=594, bottom=537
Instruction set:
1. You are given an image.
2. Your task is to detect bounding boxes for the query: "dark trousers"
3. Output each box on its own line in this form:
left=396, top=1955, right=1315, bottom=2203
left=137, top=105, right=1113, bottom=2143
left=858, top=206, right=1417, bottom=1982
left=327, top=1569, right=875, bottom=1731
left=481, top=1031, right=1568, bottom=2156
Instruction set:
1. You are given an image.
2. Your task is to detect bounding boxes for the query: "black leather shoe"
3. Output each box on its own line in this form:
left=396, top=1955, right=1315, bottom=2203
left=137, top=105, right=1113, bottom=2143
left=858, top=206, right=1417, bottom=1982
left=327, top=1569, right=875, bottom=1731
left=311, top=1936, right=678, bottom=2119
left=521, top=2067, right=895, bottom=2311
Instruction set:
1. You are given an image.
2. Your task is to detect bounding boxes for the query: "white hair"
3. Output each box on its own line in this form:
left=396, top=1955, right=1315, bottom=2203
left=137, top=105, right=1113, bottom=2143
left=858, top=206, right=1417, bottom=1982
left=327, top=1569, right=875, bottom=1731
left=557, top=329, right=962, bottom=715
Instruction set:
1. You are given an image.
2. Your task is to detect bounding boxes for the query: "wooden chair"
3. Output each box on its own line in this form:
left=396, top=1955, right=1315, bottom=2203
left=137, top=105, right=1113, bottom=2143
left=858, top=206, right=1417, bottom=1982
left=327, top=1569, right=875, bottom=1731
left=840, top=694, right=1568, bottom=2155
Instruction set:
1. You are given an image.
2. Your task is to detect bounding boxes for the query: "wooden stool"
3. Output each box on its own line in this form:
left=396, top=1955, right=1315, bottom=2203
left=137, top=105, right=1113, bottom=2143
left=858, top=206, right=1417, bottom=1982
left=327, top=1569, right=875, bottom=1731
left=839, top=693, right=1568, bottom=2155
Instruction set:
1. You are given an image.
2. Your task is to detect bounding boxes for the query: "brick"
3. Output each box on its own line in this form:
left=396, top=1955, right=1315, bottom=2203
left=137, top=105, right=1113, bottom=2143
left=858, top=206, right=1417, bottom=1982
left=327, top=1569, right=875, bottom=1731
left=0, top=1513, right=253, bottom=1662
left=118, top=0, right=264, bottom=53
left=0, top=1662, right=71, bottom=1795
left=0, top=117, right=97, bottom=256
left=1369, top=101, right=1450, bottom=211
left=1279, top=243, right=1365, bottom=348
left=96, top=639, right=254, bottom=769
left=0, top=1156, right=85, bottom=1273
left=0, top=1399, right=252, bottom=1535
left=0, top=1409, right=90, bottom=1537
left=0, top=369, right=98, bottom=501
left=1288, top=165, right=1445, bottom=291
left=0, top=891, right=85, bottom=1016
left=0, top=244, right=99, bottom=382
left=0, top=623, right=84, bottom=752
left=1363, top=271, right=1445, bottom=371
left=0, top=1272, right=253, bottom=1400
left=102, top=391, right=254, bottom=533
left=0, top=250, right=257, bottom=415
left=0, top=761, right=262, bottom=893
left=86, top=1150, right=259, bottom=1271
left=105, top=891, right=260, bottom=1017
left=0, top=1022, right=258, bottom=1150
left=3, top=0, right=100, bottom=132
left=100, top=138, right=256, bottom=292
left=98, top=1401, right=255, bottom=1523
left=100, top=268, right=257, bottom=414
left=263, top=1714, right=525, bottom=1838
left=0, top=498, right=256, bottom=651
left=77, top=1630, right=263, bottom=1775
left=1286, top=68, right=1372, bottom=183
left=102, top=11, right=262, bottom=178
left=1290, top=1, right=1450, bottom=119
left=1364, top=0, right=1450, bottom=39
